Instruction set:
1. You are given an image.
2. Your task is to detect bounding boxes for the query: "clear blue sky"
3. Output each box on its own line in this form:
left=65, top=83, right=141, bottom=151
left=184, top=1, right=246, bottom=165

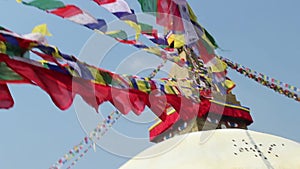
left=0, top=0, right=299, bottom=169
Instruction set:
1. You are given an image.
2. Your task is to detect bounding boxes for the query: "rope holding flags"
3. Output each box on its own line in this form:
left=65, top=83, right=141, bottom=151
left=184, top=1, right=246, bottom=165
left=219, top=56, right=300, bottom=102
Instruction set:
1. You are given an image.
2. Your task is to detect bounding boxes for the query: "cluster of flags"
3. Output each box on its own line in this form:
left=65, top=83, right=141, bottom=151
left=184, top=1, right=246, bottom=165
left=2, top=0, right=256, bottom=136
left=0, top=25, right=255, bottom=139
left=0, top=1, right=273, bottom=168
left=0, top=25, right=213, bottom=122
left=2, top=0, right=259, bottom=140
left=18, top=0, right=235, bottom=95
left=2, top=1, right=297, bottom=168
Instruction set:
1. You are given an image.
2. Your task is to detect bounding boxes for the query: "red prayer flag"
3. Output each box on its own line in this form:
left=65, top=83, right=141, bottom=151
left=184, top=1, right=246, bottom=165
left=49, top=5, right=83, bottom=18
left=157, top=0, right=184, bottom=31
left=93, top=0, right=117, bottom=5
left=0, top=84, right=14, bottom=109
left=1, top=54, right=75, bottom=110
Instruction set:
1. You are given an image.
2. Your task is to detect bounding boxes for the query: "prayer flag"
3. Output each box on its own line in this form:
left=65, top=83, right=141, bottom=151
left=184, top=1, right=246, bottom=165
left=0, top=84, right=14, bottom=109
left=138, top=0, right=158, bottom=15
left=21, top=0, right=65, bottom=10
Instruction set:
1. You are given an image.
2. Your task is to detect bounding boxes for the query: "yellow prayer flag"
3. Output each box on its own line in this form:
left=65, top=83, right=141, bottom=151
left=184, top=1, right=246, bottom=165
left=224, top=79, right=236, bottom=92
left=210, top=58, right=227, bottom=73
left=39, top=60, right=49, bottom=65
left=187, top=3, right=197, bottom=22
left=0, top=41, right=7, bottom=54
left=104, top=30, right=121, bottom=35
left=144, top=47, right=162, bottom=56
left=88, top=67, right=106, bottom=85
left=46, top=45, right=62, bottom=59
left=136, top=80, right=150, bottom=93
left=124, top=20, right=141, bottom=41
left=201, top=33, right=215, bottom=50
left=167, top=34, right=185, bottom=48
left=164, top=85, right=175, bottom=94
left=32, top=24, right=52, bottom=36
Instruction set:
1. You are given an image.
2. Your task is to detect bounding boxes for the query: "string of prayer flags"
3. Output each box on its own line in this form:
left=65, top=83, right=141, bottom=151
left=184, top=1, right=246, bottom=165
left=49, top=135, right=92, bottom=169
left=220, top=56, right=300, bottom=102
left=148, top=59, right=167, bottom=79
left=19, top=0, right=107, bottom=31
left=65, top=111, right=121, bottom=169
left=19, top=1, right=187, bottom=69
left=0, top=34, right=195, bottom=119
left=91, top=0, right=169, bottom=45
left=17, top=0, right=203, bottom=74
left=50, top=110, right=121, bottom=169
left=0, top=26, right=198, bottom=97
left=89, top=110, right=121, bottom=140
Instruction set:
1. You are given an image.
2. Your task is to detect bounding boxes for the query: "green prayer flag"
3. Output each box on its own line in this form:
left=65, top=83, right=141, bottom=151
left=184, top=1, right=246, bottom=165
left=0, top=62, right=23, bottom=81
left=138, top=0, right=157, bottom=16
left=201, top=38, right=215, bottom=55
left=0, top=26, right=6, bottom=31
left=106, top=31, right=128, bottom=40
left=187, top=3, right=197, bottom=22
left=203, top=28, right=219, bottom=49
left=100, top=72, right=112, bottom=84
left=139, top=22, right=153, bottom=34
left=186, top=3, right=218, bottom=49
left=22, top=0, right=65, bottom=11
left=5, top=43, right=24, bottom=57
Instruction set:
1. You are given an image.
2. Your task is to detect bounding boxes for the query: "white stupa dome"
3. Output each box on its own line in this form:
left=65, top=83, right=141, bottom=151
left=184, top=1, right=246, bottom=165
left=121, top=129, right=300, bottom=169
